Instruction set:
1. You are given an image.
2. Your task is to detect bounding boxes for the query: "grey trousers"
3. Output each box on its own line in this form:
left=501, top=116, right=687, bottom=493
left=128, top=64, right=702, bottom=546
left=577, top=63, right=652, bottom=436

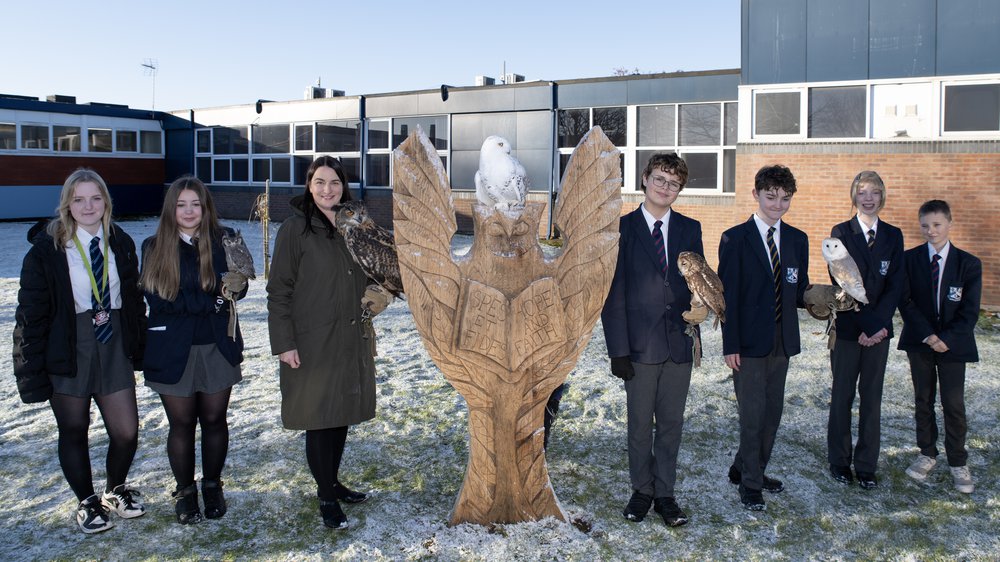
left=732, top=331, right=788, bottom=491
left=625, top=359, right=693, bottom=498
left=908, top=351, right=968, bottom=467
left=828, top=338, right=890, bottom=473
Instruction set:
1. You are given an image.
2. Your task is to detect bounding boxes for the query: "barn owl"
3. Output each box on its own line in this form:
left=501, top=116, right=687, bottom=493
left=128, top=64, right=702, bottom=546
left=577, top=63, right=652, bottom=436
left=221, top=230, right=256, bottom=279
left=333, top=200, right=404, bottom=298
left=677, top=251, right=726, bottom=329
left=821, top=237, right=869, bottom=305
left=474, top=135, right=528, bottom=213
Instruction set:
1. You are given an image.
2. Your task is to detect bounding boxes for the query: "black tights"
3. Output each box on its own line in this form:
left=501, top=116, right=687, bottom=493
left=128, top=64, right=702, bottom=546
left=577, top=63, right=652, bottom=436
left=159, top=388, right=232, bottom=488
left=49, top=388, right=139, bottom=502
left=305, top=427, right=349, bottom=501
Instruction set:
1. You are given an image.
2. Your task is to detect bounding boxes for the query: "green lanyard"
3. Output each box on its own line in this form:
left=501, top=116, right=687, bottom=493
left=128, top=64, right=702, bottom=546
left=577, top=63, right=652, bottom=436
left=72, top=229, right=110, bottom=310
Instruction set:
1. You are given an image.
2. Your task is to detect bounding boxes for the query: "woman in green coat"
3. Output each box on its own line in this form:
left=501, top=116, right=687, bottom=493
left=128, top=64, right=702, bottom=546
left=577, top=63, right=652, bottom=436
left=266, top=156, right=391, bottom=530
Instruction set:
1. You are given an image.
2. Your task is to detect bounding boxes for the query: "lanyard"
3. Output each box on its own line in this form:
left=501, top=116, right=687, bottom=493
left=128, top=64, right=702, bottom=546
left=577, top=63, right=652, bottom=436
left=72, top=229, right=110, bottom=310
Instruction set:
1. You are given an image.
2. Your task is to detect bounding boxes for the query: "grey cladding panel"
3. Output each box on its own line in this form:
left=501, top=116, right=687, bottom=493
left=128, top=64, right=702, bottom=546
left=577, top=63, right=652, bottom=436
left=806, top=0, right=869, bottom=82
left=558, top=81, right=628, bottom=108
left=869, top=0, right=935, bottom=79
left=746, top=0, right=807, bottom=84
left=937, top=0, right=1000, bottom=75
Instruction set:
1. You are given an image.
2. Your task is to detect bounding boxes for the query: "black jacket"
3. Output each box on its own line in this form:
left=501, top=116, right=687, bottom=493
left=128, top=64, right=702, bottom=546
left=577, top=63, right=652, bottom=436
left=13, top=222, right=146, bottom=403
left=830, top=219, right=905, bottom=339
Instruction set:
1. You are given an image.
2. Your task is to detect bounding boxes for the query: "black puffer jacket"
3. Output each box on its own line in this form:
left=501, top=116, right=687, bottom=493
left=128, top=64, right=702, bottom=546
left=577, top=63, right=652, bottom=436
left=12, top=222, right=146, bottom=403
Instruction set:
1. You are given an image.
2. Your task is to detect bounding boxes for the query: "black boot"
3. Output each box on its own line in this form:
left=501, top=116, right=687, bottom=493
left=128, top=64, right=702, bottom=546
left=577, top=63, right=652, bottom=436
left=172, top=483, right=202, bottom=524
left=201, top=479, right=227, bottom=519
left=333, top=482, right=368, bottom=504
left=319, top=499, right=348, bottom=530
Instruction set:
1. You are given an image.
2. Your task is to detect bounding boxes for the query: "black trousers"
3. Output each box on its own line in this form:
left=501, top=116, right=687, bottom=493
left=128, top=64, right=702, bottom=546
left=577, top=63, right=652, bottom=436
left=828, top=338, right=889, bottom=474
left=732, top=327, right=788, bottom=491
left=907, top=351, right=968, bottom=467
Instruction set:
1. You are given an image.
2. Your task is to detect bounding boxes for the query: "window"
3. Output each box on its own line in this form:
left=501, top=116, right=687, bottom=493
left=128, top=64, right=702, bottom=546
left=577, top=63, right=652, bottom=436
left=366, top=153, right=391, bottom=187
left=0, top=123, right=14, bottom=149
left=724, top=102, right=738, bottom=145
left=679, top=104, right=721, bottom=145
left=88, top=129, right=113, bottom=153
left=140, top=131, right=162, bottom=154
left=339, top=157, right=361, bottom=184
left=637, top=105, right=675, bottom=147
left=21, top=125, right=49, bottom=149
left=295, top=124, right=313, bottom=151
left=368, top=121, right=390, bottom=149
left=755, top=91, right=801, bottom=135
left=252, top=124, right=289, bottom=154
left=196, top=157, right=212, bottom=182
left=54, top=126, right=82, bottom=152
left=272, top=158, right=291, bottom=183
left=253, top=159, right=271, bottom=182
left=944, top=83, right=1000, bottom=132
left=213, top=127, right=248, bottom=154
left=231, top=159, right=249, bottom=182
left=393, top=116, right=447, bottom=149
left=316, top=120, right=361, bottom=152
left=558, top=109, right=589, bottom=148
left=294, top=155, right=312, bottom=185
left=809, top=86, right=866, bottom=138
left=117, top=130, right=137, bottom=152
left=681, top=152, right=718, bottom=190
left=196, top=129, right=212, bottom=153
left=593, top=107, right=627, bottom=146
left=214, top=159, right=231, bottom=182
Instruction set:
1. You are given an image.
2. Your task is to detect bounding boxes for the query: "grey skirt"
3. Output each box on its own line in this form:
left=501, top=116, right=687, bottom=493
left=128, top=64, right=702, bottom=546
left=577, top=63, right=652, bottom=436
left=145, top=343, right=242, bottom=397
left=51, top=310, right=136, bottom=397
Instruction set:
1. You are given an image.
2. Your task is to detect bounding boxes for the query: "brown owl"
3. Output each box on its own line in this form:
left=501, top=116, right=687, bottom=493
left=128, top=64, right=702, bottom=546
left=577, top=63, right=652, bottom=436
left=333, top=200, right=404, bottom=298
left=222, top=229, right=256, bottom=279
left=677, top=251, right=726, bottom=328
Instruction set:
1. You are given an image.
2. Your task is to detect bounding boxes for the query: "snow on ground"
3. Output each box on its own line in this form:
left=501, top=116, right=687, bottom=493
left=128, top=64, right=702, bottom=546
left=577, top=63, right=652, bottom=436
left=0, top=217, right=998, bottom=561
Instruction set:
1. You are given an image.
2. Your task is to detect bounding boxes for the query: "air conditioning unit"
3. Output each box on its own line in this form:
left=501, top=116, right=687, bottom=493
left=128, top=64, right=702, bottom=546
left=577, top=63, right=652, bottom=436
left=502, top=73, right=525, bottom=84
left=304, top=87, right=346, bottom=100
left=475, top=75, right=496, bottom=86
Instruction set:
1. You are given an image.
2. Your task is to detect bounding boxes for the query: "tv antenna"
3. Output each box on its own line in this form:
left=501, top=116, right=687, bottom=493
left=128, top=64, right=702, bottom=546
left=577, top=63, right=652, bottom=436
left=141, top=59, right=158, bottom=109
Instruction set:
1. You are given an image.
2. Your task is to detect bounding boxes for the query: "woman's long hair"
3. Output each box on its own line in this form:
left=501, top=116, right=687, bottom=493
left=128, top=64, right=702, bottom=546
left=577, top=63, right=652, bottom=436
left=47, top=168, right=114, bottom=250
left=141, top=176, right=222, bottom=300
left=301, top=156, right=353, bottom=238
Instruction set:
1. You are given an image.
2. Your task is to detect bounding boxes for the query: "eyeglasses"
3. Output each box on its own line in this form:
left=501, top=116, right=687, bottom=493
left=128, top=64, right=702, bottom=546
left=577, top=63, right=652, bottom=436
left=648, top=175, right=683, bottom=192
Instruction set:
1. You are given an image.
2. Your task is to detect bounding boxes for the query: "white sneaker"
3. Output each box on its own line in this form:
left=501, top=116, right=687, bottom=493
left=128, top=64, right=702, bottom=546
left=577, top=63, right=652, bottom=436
left=77, top=494, right=114, bottom=534
left=101, top=485, right=145, bottom=518
left=905, top=454, right=937, bottom=481
left=950, top=466, right=974, bottom=494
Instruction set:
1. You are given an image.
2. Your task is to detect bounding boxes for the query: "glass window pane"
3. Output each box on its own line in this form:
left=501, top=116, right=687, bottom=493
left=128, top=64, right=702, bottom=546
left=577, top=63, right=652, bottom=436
left=393, top=116, right=447, bottom=149
left=681, top=152, right=718, bottom=190
left=723, top=149, right=736, bottom=193
left=339, top=157, right=361, bottom=183
left=637, top=105, right=675, bottom=146
left=558, top=153, right=571, bottom=184
left=88, top=129, right=112, bottom=153
left=196, top=157, right=212, bottom=183
left=271, top=157, right=291, bottom=183
left=253, top=124, right=289, bottom=154
left=214, top=159, right=230, bottom=182
left=755, top=92, right=801, bottom=135
left=231, top=159, right=248, bottom=182
left=196, top=130, right=211, bottom=153
left=366, top=153, right=391, bottom=186
left=593, top=107, right=627, bottom=146
left=944, top=84, right=1000, bottom=132
left=212, top=127, right=248, bottom=154
left=21, top=125, right=49, bottom=149
left=294, top=156, right=312, bottom=185
left=116, top=130, right=137, bottom=152
left=809, top=86, right=866, bottom=138
left=295, top=124, right=313, bottom=151
left=557, top=108, right=589, bottom=148
left=140, top=131, right=162, bottom=154
left=252, top=159, right=270, bottom=182
left=635, top=149, right=675, bottom=191
left=316, top=120, right=361, bottom=152
left=54, top=126, right=82, bottom=152
left=724, top=102, right=738, bottom=145
left=368, top=121, right=389, bottom=149
left=0, top=123, right=15, bottom=149
left=679, top=104, right=721, bottom=146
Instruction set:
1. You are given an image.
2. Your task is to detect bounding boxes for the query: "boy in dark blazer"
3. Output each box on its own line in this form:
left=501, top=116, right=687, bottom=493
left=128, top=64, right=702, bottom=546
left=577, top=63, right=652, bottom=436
left=718, top=164, right=809, bottom=511
left=826, top=171, right=905, bottom=490
left=898, top=200, right=981, bottom=494
left=601, top=153, right=703, bottom=527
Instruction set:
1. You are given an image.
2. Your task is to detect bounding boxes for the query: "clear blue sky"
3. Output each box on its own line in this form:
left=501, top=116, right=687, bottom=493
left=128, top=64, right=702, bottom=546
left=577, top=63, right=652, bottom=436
left=3, top=0, right=740, bottom=111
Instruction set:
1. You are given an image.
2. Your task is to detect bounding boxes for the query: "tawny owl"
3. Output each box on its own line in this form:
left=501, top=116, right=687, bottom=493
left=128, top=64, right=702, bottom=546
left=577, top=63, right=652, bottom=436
left=677, top=251, right=726, bottom=328
left=333, top=200, right=404, bottom=298
left=821, top=237, right=869, bottom=305
left=222, top=230, right=256, bottom=279
left=475, top=135, right=528, bottom=213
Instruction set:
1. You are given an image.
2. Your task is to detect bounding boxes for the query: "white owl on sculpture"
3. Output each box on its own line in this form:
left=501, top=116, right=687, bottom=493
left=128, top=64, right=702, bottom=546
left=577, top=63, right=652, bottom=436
left=821, top=237, right=869, bottom=305
left=475, top=135, right=528, bottom=213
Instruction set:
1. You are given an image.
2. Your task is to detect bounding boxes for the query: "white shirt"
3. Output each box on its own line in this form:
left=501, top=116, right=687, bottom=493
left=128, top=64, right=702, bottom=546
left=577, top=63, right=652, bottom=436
left=752, top=214, right=781, bottom=261
left=927, top=241, right=951, bottom=311
left=856, top=214, right=879, bottom=241
left=66, top=225, right=122, bottom=314
left=640, top=203, right=670, bottom=261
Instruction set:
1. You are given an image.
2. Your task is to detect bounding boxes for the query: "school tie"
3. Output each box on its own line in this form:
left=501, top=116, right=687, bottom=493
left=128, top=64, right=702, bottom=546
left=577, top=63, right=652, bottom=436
left=90, top=237, right=113, bottom=343
left=930, top=254, right=941, bottom=315
left=867, top=228, right=875, bottom=249
left=651, top=220, right=667, bottom=275
left=767, top=226, right=782, bottom=322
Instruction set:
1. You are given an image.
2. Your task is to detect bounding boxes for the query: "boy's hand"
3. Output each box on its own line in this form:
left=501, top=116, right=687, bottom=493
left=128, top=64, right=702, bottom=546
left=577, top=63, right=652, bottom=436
left=610, top=356, right=635, bottom=381
left=724, top=353, right=741, bottom=372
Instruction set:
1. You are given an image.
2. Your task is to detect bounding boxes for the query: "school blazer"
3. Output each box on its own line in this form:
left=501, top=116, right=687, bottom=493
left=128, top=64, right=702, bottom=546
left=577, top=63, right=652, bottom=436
left=897, top=244, right=981, bottom=362
left=718, top=217, right=809, bottom=358
left=601, top=208, right=704, bottom=364
left=830, top=219, right=905, bottom=339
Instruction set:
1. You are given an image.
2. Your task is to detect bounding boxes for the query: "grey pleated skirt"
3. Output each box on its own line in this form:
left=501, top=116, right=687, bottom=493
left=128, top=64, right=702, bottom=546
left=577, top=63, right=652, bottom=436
left=145, top=343, right=242, bottom=397
left=50, top=310, right=136, bottom=397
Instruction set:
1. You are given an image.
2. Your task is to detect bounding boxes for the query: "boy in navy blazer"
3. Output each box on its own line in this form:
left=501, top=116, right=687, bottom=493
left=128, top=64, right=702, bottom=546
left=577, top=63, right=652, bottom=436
left=601, top=153, right=703, bottom=527
left=898, top=200, right=981, bottom=494
left=718, top=164, right=809, bottom=511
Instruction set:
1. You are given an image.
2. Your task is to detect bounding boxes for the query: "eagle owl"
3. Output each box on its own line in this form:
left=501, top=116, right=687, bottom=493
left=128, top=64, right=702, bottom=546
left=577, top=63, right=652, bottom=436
left=332, top=200, right=404, bottom=298
left=474, top=135, right=528, bottom=213
left=822, top=237, right=869, bottom=304
left=221, top=230, right=256, bottom=279
left=677, top=251, right=726, bottom=328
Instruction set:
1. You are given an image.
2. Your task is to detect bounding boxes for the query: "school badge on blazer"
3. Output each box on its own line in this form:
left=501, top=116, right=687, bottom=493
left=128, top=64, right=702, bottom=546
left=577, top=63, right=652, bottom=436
left=948, top=287, right=963, bottom=302
left=785, top=267, right=799, bottom=283
left=880, top=260, right=890, bottom=276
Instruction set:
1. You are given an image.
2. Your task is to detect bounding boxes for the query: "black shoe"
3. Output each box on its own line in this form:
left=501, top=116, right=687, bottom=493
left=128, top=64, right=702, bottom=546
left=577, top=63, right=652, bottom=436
left=333, top=482, right=368, bottom=504
left=622, top=491, right=653, bottom=522
left=320, top=499, right=348, bottom=530
left=728, top=465, right=784, bottom=493
left=653, top=497, right=689, bottom=527
left=172, top=483, right=202, bottom=525
left=830, top=465, right=853, bottom=485
left=201, top=479, right=227, bottom=519
left=856, top=471, right=878, bottom=490
left=738, top=485, right=765, bottom=511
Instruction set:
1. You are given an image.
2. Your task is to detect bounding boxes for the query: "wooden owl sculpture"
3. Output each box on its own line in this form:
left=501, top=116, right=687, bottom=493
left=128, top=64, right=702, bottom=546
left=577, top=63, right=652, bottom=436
left=333, top=200, right=404, bottom=299
left=821, top=237, right=868, bottom=305
left=677, top=251, right=725, bottom=329
left=393, top=126, right=622, bottom=526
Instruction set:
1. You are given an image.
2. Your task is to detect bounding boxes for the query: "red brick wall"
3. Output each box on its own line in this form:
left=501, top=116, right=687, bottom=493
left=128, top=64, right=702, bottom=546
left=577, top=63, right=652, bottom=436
left=0, top=155, right=163, bottom=184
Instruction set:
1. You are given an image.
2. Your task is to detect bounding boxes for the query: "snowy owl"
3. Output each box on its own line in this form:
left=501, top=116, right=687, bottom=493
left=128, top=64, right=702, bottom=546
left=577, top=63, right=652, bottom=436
left=474, top=135, right=528, bottom=212
left=821, top=237, right=869, bottom=305
left=677, top=251, right=726, bottom=328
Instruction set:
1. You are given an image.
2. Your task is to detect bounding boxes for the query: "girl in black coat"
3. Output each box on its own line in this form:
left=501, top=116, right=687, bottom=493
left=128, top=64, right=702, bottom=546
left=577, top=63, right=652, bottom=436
left=13, top=168, right=147, bottom=534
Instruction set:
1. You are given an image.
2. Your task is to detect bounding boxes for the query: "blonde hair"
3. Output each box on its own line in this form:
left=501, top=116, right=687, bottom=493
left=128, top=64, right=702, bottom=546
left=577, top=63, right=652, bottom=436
left=140, top=176, right=222, bottom=300
left=46, top=168, right=114, bottom=250
left=850, top=171, right=887, bottom=214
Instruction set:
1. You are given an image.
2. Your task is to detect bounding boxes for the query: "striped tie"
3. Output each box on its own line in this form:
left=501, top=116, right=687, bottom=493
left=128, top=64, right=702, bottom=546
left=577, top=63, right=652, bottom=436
left=90, top=237, right=113, bottom=343
left=652, top=220, right=667, bottom=275
left=767, top=226, right=782, bottom=322
left=867, top=228, right=875, bottom=249
left=930, top=254, right=941, bottom=316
